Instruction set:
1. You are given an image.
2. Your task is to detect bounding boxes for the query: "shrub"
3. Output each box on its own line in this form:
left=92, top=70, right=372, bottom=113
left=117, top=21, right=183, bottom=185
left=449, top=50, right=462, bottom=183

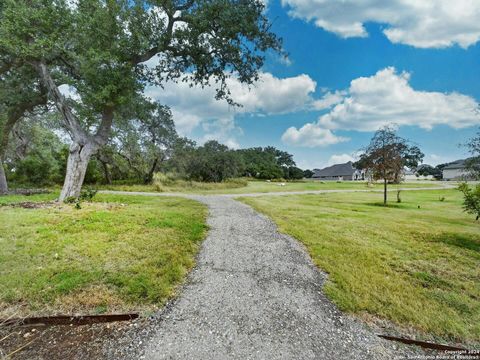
left=80, top=187, right=98, bottom=201
left=64, top=187, right=97, bottom=209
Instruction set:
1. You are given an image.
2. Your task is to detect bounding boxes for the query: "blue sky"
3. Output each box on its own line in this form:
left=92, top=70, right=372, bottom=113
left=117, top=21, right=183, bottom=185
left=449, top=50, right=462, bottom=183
left=148, top=0, right=480, bottom=170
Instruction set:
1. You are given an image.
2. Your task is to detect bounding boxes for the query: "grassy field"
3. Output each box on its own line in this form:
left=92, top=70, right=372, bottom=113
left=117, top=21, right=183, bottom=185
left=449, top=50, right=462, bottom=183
left=0, top=193, right=207, bottom=317
left=0, top=191, right=58, bottom=205
left=99, top=179, right=442, bottom=195
left=240, top=189, right=479, bottom=344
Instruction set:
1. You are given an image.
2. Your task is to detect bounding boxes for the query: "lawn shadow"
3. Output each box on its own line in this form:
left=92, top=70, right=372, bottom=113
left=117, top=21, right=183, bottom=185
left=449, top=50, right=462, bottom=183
left=431, top=232, right=480, bottom=253
left=366, top=202, right=404, bottom=209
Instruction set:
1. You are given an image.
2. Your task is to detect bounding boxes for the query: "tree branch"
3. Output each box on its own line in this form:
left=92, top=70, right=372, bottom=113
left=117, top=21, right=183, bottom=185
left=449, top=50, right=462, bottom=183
left=34, top=61, right=88, bottom=143
left=94, top=106, right=114, bottom=145
left=130, top=10, right=182, bottom=65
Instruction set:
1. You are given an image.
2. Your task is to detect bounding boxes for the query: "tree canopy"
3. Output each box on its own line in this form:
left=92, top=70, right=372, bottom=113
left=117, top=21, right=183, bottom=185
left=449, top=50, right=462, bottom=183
left=356, top=126, right=424, bottom=205
left=0, top=0, right=281, bottom=199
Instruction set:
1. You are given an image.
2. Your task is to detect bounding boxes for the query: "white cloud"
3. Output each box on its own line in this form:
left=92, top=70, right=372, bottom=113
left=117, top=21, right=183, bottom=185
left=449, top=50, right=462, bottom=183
left=145, top=72, right=316, bottom=145
left=327, top=153, right=355, bottom=166
left=281, top=124, right=349, bottom=147
left=282, top=67, right=479, bottom=147
left=312, top=90, right=345, bottom=110
left=281, top=0, right=480, bottom=48
left=226, top=72, right=316, bottom=114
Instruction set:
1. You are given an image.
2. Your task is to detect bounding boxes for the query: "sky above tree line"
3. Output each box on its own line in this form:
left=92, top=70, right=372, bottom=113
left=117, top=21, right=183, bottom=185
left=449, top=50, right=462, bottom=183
left=146, top=0, right=480, bottom=170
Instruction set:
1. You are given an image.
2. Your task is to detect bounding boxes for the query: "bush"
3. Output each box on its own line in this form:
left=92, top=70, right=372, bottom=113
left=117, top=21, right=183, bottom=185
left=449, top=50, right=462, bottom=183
left=80, top=187, right=98, bottom=201
left=10, top=155, right=55, bottom=186
left=64, top=187, right=97, bottom=209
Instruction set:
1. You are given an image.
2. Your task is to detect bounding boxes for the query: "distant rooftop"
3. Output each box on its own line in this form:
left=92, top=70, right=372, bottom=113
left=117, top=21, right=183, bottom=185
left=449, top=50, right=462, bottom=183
left=313, top=162, right=358, bottom=178
left=443, top=159, right=467, bottom=170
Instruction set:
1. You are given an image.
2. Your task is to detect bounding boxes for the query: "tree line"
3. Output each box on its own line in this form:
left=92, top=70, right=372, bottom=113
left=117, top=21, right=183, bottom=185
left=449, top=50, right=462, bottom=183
left=1, top=110, right=307, bottom=187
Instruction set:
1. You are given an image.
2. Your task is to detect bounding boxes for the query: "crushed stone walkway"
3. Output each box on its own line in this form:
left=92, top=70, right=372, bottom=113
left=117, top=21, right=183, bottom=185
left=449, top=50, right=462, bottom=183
left=134, top=194, right=421, bottom=359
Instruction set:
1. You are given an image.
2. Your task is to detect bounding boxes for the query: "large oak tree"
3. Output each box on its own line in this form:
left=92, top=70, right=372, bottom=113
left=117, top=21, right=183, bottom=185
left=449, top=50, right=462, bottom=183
left=1, top=0, right=281, bottom=200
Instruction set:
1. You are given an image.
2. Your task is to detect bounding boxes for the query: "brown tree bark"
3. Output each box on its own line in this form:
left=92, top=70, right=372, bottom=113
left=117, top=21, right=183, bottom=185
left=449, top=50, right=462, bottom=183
left=99, top=159, right=112, bottom=185
left=59, top=142, right=97, bottom=200
left=0, top=156, right=7, bottom=194
left=144, top=156, right=159, bottom=184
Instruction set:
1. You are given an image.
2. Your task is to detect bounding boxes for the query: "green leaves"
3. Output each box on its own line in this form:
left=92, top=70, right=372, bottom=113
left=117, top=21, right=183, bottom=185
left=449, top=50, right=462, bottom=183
left=458, top=182, right=480, bottom=221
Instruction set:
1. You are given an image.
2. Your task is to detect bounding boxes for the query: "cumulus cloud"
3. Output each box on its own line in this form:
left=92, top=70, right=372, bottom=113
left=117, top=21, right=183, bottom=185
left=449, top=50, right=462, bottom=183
left=312, top=90, right=345, bottom=110
left=282, top=67, right=479, bottom=147
left=145, top=72, right=316, bottom=145
left=281, top=125, right=349, bottom=147
left=281, top=0, right=480, bottom=48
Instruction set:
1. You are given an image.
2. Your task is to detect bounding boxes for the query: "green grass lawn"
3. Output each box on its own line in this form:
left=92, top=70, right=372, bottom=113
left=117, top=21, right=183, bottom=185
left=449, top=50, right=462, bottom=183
left=0, top=193, right=207, bottom=317
left=99, top=179, right=442, bottom=195
left=0, top=191, right=58, bottom=205
left=240, top=189, right=479, bottom=344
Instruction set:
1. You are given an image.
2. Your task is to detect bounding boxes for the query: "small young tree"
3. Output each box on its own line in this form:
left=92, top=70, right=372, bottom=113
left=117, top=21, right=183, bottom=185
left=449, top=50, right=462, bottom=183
left=456, top=128, right=480, bottom=221
left=458, top=183, right=480, bottom=220
left=355, top=126, right=424, bottom=205
left=464, top=127, right=480, bottom=179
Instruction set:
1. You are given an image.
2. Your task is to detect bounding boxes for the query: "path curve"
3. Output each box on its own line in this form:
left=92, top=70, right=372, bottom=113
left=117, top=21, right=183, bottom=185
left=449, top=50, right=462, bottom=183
left=132, top=194, right=422, bottom=359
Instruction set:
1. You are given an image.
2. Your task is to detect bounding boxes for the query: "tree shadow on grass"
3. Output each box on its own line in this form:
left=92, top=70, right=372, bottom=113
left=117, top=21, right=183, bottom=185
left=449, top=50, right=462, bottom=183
left=366, top=202, right=404, bottom=209
left=431, top=232, right=480, bottom=253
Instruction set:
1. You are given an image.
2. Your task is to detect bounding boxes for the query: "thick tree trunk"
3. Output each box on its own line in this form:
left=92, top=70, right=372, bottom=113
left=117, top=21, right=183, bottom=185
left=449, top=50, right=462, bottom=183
left=99, top=160, right=112, bottom=185
left=383, top=178, right=388, bottom=205
left=0, top=157, right=7, bottom=194
left=144, top=157, right=159, bottom=184
left=59, top=142, right=97, bottom=201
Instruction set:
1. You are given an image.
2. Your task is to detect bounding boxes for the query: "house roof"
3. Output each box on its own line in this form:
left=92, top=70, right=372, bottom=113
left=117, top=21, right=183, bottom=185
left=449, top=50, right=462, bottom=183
left=313, top=162, right=357, bottom=178
left=443, top=159, right=467, bottom=170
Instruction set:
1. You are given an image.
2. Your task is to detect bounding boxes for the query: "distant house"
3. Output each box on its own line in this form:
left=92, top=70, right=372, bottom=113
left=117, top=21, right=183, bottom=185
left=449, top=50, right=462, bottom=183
left=312, top=162, right=365, bottom=181
left=442, top=159, right=474, bottom=180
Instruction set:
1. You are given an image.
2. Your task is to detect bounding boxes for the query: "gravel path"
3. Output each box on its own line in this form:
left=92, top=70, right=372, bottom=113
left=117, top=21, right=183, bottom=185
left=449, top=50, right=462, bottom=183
left=140, top=195, right=418, bottom=360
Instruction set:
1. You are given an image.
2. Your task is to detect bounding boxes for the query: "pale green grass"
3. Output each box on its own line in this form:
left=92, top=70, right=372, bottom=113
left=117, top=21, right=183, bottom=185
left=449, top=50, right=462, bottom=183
left=0, top=194, right=207, bottom=316
left=99, top=179, right=441, bottom=195
left=240, top=190, right=479, bottom=344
